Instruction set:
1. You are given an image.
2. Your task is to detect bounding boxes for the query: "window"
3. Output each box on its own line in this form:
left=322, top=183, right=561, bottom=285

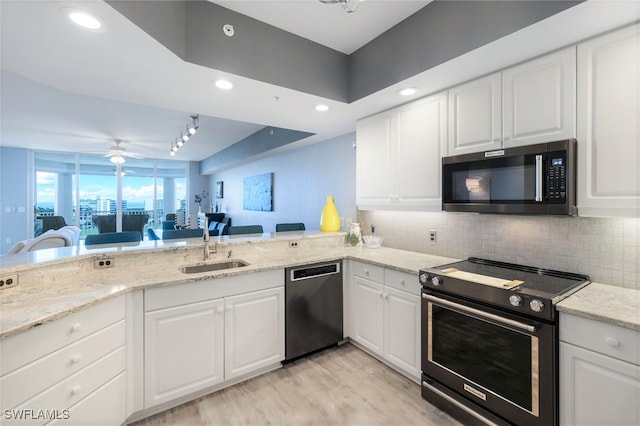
left=34, top=152, right=187, bottom=238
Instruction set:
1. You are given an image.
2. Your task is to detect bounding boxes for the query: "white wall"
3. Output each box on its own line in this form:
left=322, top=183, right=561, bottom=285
left=209, top=133, right=357, bottom=233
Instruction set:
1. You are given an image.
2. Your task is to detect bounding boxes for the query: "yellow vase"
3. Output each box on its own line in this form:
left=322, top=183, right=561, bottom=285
left=320, top=195, right=341, bottom=232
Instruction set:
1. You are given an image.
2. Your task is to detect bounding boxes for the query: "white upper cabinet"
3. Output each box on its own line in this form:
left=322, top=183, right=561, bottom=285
left=577, top=23, right=640, bottom=217
left=448, top=48, right=577, bottom=156
left=356, top=112, right=394, bottom=207
left=356, top=91, right=447, bottom=210
left=448, top=72, right=502, bottom=155
left=503, top=47, right=576, bottom=148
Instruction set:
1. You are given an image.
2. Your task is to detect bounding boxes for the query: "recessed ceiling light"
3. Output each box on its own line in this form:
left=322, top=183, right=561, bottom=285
left=315, top=104, right=329, bottom=112
left=398, top=87, right=419, bottom=96
left=68, top=11, right=102, bottom=30
left=215, top=79, right=233, bottom=90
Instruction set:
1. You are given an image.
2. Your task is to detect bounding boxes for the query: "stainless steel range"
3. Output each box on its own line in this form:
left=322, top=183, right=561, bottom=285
left=419, top=257, right=590, bottom=426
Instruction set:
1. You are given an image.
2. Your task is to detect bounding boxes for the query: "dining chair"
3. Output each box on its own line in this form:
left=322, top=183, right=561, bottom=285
left=161, top=228, right=204, bottom=240
left=228, top=225, right=264, bottom=235
left=84, top=231, right=142, bottom=246
left=275, top=222, right=305, bottom=232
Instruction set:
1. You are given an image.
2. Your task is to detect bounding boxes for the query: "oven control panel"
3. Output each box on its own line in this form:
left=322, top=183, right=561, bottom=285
left=419, top=270, right=553, bottom=321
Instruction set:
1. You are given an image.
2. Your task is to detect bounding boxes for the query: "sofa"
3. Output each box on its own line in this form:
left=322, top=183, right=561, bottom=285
left=92, top=214, right=149, bottom=235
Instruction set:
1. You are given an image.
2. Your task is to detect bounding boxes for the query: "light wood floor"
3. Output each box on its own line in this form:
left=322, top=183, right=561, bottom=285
left=131, top=343, right=462, bottom=426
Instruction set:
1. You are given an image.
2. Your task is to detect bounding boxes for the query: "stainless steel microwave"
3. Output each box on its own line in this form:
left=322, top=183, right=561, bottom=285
left=442, top=140, right=577, bottom=215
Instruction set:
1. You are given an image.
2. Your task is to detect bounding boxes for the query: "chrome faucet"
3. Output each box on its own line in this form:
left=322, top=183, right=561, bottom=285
left=203, top=217, right=217, bottom=260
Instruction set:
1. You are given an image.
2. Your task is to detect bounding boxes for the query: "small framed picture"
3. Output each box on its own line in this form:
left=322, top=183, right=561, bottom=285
left=216, top=181, right=224, bottom=199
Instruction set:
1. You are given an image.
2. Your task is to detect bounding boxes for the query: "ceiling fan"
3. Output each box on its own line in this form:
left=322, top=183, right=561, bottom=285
left=99, top=139, right=145, bottom=164
left=319, top=0, right=365, bottom=14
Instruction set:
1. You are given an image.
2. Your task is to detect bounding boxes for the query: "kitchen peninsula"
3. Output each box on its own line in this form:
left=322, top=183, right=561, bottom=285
left=1, top=233, right=638, bottom=426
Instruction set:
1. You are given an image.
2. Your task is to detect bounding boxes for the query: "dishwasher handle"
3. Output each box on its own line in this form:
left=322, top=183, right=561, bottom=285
left=289, top=262, right=341, bottom=282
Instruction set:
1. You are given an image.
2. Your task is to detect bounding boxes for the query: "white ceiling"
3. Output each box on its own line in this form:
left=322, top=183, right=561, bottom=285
left=211, top=0, right=431, bottom=54
left=1, top=0, right=638, bottom=166
left=0, top=0, right=431, bottom=163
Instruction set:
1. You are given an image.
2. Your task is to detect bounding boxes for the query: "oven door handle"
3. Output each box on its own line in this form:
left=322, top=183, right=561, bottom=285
left=423, top=293, right=537, bottom=333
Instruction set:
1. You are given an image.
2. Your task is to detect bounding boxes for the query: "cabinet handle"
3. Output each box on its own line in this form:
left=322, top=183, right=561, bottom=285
left=70, top=323, right=82, bottom=333
left=605, top=337, right=620, bottom=348
left=71, top=385, right=83, bottom=396
left=378, top=293, right=383, bottom=298
left=400, top=279, right=405, bottom=286
left=70, top=354, right=82, bottom=365
left=364, top=269, right=369, bottom=276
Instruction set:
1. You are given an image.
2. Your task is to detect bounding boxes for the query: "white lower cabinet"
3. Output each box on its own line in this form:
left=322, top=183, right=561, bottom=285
left=560, top=313, right=640, bottom=426
left=0, top=297, right=127, bottom=426
left=224, top=288, right=284, bottom=381
left=143, top=270, right=285, bottom=410
left=144, top=299, right=225, bottom=407
left=350, top=261, right=420, bottom=382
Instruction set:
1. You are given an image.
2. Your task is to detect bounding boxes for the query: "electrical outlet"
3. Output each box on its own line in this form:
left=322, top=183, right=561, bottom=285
left=94, top=257, right=115, bottom=269
left=0, top=273, right=18, bottom=289
left=428, top=230, right=437, bottom=244
left=289, top=241, right=299, bottom=248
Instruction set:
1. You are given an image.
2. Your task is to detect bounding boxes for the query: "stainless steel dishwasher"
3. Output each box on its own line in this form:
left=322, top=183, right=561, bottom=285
left=285, top=260, right=343, bottom=361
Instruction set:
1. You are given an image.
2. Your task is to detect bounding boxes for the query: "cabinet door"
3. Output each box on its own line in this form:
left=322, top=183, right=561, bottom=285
left=144, top=298, right=224, bottom=408
left=448, top=72, right=502, bottom=155
left=560, top=342, right=640, bottom=426
left=350, top=276, right=384, bottom=356
left=356, top=111, right=395, bottom=207
left=395, top=91, right=447, bottom=209
left=224, top=287, right=284, bottom=381
left=577, top=23, right=640, bottom=217
left=503, top=47, right=576, bottom=148
left=383, top=287, right=420, bottom=382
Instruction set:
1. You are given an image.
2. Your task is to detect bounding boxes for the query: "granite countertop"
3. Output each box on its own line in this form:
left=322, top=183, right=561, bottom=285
left=556, top=283, right=640, bottom=331
left=2, top=232, right=638, bottom=340
left=0, top=232, right=459, bottom=340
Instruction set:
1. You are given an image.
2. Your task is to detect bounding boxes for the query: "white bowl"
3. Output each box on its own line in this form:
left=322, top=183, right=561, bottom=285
left=362, top=235, right=384, bottom=248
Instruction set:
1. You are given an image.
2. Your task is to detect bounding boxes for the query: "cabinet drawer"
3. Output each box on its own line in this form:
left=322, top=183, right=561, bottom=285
left=49, top=373, right=127, bottom=426
left=12, top=346, right=126, bottom=425
left=1, top=296, right=125, bottom=375
left=384, top=269, right=420, bottom=295
left=560, top=314, right=639, bottom=365
left=352, top=261, right=384, bottom=283
left=1, top=320, right=125, bottom=409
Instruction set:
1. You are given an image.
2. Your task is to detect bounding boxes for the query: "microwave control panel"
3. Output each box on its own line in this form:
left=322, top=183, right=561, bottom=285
left=547, top=153, right=566, bottom=202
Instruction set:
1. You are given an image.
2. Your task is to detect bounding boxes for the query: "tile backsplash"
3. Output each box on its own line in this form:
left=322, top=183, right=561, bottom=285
left=359, top=211, right=640, bottom=290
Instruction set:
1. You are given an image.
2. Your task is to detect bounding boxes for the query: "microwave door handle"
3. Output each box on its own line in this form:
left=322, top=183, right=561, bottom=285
left=535, top=155, right=543, bottom=202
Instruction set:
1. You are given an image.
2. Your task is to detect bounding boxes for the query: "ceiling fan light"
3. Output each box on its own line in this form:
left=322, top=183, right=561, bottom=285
left=110, top=155, right=125, bottom=164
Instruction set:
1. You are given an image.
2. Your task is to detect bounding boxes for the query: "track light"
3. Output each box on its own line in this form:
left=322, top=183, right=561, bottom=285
left=187, top=115, right=199, bottom=135
left=169, top=114, right=199, bottom=157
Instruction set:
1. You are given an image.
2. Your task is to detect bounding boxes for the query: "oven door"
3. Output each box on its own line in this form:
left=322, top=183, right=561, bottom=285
left=421, top=290, right=557, bottom=426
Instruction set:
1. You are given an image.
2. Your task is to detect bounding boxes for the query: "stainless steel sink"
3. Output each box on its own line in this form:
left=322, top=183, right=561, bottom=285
left=179, top=260, right=249, bottom=274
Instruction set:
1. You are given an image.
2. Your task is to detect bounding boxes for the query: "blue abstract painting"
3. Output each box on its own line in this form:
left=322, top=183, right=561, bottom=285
left=243, top=173, right=273, bottom=211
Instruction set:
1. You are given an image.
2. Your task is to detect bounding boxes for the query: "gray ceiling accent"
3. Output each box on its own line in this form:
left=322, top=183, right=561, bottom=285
left=107, top=0, right=349, bottom=102
left=200, top=126, right=315, bottom=175
left=347, top=0, right=583, bottom=101
left=108, top=0, right=582, bottom=106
